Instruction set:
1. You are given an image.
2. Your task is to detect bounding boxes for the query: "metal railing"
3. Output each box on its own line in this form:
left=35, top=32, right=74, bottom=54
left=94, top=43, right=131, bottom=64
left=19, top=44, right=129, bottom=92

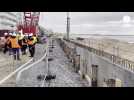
left=60, top=39, right=134, bottom=73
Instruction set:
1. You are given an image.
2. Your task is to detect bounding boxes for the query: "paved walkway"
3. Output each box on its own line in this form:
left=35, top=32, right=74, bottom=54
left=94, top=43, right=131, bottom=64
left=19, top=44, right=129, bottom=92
left=0, top=44, right=45, bottom=87
left=17, top=39, right=89, bottom=87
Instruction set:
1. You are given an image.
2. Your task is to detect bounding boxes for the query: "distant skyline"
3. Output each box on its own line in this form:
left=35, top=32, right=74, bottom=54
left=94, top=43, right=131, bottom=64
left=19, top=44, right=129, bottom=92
left=39, top=12, right=134, bottom=35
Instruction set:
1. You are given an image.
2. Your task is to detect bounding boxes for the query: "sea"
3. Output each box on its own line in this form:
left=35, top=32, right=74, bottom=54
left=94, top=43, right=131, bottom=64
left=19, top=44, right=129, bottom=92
left=70, top=34, right=134, bottom=43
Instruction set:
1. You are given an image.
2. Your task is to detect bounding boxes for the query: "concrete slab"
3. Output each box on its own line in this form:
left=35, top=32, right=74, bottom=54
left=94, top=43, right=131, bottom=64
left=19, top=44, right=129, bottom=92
left=16, top=39, right=89, bottom=87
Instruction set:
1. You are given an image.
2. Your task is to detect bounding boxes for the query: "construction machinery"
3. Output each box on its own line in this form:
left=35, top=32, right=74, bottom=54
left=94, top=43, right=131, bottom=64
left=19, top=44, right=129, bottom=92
left=0, top=12, right=40, bottom=50
left=17, top=12, right=40, bottom=35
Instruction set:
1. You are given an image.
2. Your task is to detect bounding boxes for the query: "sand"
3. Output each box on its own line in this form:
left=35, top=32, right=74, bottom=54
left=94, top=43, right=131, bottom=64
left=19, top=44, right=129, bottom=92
left=76, top=37, right=134, bottom=62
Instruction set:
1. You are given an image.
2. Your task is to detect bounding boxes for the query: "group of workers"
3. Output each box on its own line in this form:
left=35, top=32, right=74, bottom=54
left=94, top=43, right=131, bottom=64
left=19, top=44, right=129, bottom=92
left=3, top=31, right=37, bottom=60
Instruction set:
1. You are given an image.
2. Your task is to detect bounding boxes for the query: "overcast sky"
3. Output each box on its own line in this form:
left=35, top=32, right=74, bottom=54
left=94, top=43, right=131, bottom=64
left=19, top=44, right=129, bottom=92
left=39, top=12, right=134, bottom=35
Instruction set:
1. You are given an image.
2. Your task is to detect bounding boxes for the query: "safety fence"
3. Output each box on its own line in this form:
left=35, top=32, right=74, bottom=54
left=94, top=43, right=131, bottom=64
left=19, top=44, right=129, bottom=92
left=58, top=38, right=134, bottom=73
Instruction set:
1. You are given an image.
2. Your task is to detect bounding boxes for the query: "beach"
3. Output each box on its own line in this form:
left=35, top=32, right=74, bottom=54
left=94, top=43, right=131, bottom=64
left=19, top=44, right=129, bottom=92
left=72, top=35, right=134, bottom=62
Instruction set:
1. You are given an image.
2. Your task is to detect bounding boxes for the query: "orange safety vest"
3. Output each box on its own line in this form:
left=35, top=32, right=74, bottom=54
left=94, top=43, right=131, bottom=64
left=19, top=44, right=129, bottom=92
left=27, top=40, right=33, bottom=45
left=10, top=38, right=21, bottom=48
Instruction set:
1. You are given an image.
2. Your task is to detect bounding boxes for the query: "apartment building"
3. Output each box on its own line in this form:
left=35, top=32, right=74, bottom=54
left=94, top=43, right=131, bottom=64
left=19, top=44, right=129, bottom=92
left=0, top=12, right=23, bottom=37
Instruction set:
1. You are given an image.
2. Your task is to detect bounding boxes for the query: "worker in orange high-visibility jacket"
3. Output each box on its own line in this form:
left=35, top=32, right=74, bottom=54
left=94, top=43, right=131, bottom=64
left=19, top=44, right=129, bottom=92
left=27, top=33, right=34, bottom=57
left=9, top=33, right=21, bottom=60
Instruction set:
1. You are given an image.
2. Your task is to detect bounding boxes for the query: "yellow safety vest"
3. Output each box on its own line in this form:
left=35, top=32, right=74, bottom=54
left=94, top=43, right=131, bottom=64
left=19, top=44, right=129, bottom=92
left=33, top=36, right=37, bottom=44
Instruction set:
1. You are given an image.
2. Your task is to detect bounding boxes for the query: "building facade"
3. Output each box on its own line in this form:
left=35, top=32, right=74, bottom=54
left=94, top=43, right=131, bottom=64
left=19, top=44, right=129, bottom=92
left=0, top=12, right=23, bottom=37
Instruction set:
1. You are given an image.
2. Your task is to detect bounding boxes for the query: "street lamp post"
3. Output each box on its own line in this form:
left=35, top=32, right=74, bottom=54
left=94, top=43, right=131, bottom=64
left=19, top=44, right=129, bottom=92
left=66, top=12, right=70, bottom=40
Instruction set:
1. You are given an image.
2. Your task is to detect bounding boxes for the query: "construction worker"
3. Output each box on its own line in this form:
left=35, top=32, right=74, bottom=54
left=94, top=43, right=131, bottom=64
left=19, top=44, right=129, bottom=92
left=33, top=34, right=38, bottom=44
left=28, top=33, right=34, bottom=57
left=9, top=33, right=21, bottom=60
left=17, top=32, right=24, bottom=54
left=7, top=33, right=12, bottom=55
left=32, top=34, right=38, bottom=56
left=21, top=34, right=28, bottom=55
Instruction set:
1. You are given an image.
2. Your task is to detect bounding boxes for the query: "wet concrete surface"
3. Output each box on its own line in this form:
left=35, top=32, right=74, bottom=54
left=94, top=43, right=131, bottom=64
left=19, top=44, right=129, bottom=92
left=17, top=39, right=89, bottom=87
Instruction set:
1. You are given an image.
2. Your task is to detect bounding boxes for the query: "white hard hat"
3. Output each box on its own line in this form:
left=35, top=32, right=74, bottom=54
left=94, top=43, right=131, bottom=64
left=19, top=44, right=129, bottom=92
left=4, top=32, right=8, bottom=36
left=12, top=33, right=16, bottom=36
left=9, top=33, right=12, bottom=35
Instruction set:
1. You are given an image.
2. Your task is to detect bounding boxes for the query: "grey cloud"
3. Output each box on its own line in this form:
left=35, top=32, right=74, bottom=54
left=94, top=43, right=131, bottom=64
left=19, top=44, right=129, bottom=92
left=39, top=12, right=134, bottom=35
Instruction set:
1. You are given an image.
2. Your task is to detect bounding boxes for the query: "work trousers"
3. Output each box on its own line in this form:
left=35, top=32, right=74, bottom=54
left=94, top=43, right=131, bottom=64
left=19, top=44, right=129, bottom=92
left=3, top=44, right=12, bottom=55
left=21, top=45, right=27, bottom=55
left=3, top=44, right=8, bottom=54
left=8, top=48, right=12, bottom=55
left=12, top=48, right=20, bottom=60
left=29, top=45, right=35, bottom=57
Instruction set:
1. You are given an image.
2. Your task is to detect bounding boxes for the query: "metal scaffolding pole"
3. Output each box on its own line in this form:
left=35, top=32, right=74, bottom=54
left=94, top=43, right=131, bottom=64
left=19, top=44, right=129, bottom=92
left=66, top=12, right=70, bottom=40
